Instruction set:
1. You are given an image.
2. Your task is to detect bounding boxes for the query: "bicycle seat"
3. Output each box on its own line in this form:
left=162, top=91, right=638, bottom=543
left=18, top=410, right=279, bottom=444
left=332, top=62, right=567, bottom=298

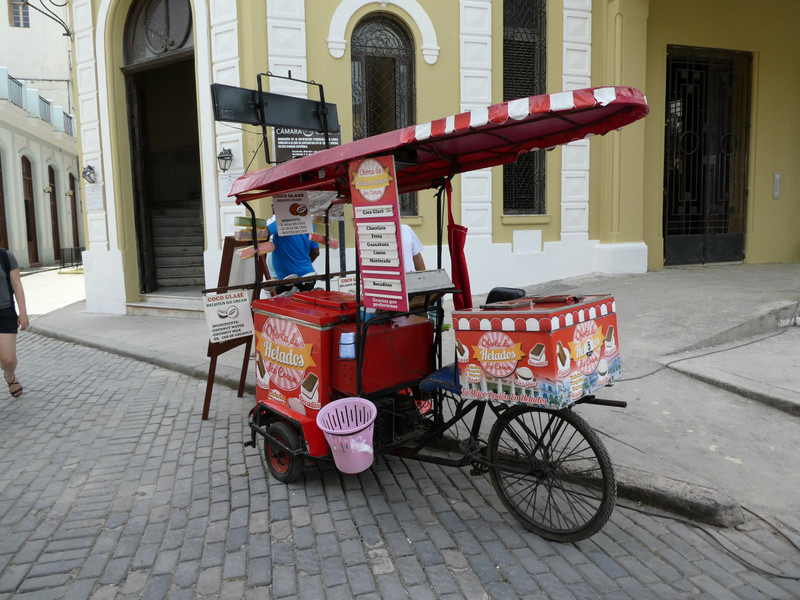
left=485, top=286, right=526, bottom=304
left=420, top=363, right=460, bottom=395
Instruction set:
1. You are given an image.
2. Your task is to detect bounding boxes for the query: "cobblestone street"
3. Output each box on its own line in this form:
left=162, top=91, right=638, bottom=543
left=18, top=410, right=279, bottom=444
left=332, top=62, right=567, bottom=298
left=0, top=331, right=798, bottom=599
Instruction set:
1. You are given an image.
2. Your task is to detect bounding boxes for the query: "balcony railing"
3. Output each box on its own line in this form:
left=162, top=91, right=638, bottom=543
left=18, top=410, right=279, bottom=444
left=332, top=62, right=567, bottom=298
left=63, top=113, right=74, bottom=136
left=8, top=75, right=24, bottom=108
left=39, top=96, right=51, bottom=123
left=1, top=70, right=76, bottom=138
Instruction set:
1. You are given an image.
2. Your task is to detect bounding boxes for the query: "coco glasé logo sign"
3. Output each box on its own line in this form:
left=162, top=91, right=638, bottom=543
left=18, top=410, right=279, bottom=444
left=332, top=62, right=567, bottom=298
left=350, top=158, right=394, bottom=202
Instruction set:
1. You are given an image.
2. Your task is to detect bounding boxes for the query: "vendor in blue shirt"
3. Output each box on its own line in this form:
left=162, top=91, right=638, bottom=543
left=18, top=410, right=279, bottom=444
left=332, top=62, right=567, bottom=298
left=267, top=216, right=319, bottom=293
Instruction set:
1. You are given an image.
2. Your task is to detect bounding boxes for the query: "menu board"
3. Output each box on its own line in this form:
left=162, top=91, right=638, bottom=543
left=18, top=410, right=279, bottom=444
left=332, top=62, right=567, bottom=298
left=273, top=191, right=312, bottom=236
left=348, top=155, right=409, bottom=312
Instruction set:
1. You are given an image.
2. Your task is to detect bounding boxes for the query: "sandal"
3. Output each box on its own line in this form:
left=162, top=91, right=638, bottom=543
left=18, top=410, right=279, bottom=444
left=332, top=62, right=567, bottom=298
left=5, top=376, right=22, bottom=398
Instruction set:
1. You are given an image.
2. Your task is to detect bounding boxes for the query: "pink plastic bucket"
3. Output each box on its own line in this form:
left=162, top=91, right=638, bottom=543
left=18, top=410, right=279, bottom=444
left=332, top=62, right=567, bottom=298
left=316, top=397, right=377, bottom=474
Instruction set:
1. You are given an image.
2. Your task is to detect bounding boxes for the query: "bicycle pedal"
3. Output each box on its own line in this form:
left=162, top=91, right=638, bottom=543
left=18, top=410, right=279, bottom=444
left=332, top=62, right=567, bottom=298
left=470, top=464, right=488, bottom=476
left=459, top=437, right=479, bottom=454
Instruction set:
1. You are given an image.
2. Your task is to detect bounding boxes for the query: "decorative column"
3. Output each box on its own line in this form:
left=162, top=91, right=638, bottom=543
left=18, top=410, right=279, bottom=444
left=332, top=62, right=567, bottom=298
left=459, top=0, right=493, bottom=240
left=561, top=0, right=593, bottom=242
left=209, top=0, right=243, bottom=268
left=594, top=0, right=649, bottom=272
left=72, top=0, right=127, bottom=313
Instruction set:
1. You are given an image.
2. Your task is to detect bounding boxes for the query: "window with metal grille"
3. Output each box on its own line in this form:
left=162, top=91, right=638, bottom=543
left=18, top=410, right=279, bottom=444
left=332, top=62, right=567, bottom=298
left=9, top=1, right=30, bottom=28
left=351, top=14, right=417, bottom=215
left=503, top=0, right=546, bottom=215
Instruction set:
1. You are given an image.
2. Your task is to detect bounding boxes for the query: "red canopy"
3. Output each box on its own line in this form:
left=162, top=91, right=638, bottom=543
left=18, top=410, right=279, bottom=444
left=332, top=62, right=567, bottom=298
left=231, top=86, right=648, bottom=201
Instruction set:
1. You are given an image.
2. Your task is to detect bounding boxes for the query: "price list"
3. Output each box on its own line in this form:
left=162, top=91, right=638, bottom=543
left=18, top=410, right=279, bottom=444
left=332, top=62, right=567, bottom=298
left=348, top=156, right=409, bottom=312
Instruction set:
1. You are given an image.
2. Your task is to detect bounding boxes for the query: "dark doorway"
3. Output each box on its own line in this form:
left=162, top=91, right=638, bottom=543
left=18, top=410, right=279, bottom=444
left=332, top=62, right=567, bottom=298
left=21, top=157, right=40, bottom=266
left=47, top=166, right=61, bottom=261
left=68, top=174, right=80, bottom=247
left=663, top=46, right=751, bottom=265
left=124, top=0, right=201, bottom=292
left=127, top=60, right=203, bottom=291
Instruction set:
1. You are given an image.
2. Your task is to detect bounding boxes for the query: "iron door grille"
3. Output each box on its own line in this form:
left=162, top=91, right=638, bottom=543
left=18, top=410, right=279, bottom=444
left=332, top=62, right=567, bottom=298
left=663, top=46, right=751, bottom=264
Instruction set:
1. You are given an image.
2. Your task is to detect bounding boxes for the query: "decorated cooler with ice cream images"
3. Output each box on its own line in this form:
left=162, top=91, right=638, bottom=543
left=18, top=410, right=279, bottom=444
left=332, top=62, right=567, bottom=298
left=252, top=290, right=357, bottom=457
left=452, top=295, right=621, bottom=408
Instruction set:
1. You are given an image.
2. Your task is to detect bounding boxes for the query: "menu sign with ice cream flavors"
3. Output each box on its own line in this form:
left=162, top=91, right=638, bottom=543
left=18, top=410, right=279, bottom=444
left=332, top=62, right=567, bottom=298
left=453, top=295, right=621, bottom=408
left=348, top=156, right=409, bottom=313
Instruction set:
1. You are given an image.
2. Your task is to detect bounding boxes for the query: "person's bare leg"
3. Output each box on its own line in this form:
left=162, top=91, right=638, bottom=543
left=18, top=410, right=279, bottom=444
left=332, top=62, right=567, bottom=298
left=0, top=333, right=21, bottom=397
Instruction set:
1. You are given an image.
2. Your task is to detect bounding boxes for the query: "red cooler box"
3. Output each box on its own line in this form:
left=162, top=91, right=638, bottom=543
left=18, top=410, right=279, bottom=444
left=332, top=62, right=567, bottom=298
left=452, top=295, right=621, bottom=408
left=252, top=290, right=356, bottom=456
left=332, top=315, right=434, bottom=396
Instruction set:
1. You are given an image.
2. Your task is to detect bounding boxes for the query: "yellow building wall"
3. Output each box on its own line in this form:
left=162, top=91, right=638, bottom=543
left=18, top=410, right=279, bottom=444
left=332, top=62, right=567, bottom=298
left=238, top=1, right=570, bottom=251
left=589, top=0, right=649, bottom=248
left=643, top=0, right=800, bottom=267
left=235, top=1, right=461, bottom=248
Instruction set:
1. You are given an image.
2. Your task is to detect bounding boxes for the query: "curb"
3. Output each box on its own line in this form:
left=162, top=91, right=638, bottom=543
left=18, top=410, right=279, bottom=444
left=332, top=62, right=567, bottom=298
left=28, top=322, right=256, bottom=396
left=615, top=466, right=744, bottom=528
left=666, top=363, right=800, bottom=418
left=677, top=303, right=798, bottom=352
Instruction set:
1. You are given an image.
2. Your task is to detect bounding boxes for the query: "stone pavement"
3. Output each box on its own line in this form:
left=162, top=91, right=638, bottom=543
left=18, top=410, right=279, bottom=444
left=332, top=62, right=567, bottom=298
left=26, top=264, right=800, bottom=521
left=2, top=330, right=800, bottom=599
left=1, top=263, right=799, bottom=598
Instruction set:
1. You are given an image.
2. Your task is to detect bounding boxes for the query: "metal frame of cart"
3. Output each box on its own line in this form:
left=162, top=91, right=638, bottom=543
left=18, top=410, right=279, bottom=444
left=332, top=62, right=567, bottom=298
left=236, top=86, right=649, bottom=542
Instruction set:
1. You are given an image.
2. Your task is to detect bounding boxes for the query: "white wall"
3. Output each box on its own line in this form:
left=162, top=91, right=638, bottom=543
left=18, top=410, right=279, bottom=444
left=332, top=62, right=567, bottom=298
left=0, top=1, right=73, bottom=112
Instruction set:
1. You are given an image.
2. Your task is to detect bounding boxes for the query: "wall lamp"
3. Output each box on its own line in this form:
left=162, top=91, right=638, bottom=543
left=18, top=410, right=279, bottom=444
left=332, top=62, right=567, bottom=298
left=82, top=165, right=97, bottom=184
left=43, top=185, right=53, bottom=194
left=217, top=148, right=233, bottom=173
left=66, top=190, right=74, bottom=197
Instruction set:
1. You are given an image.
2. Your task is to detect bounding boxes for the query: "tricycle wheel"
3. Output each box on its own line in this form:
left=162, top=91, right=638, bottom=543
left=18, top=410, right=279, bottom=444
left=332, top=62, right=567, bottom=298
left=487, top=406, right=616, bottom=542
left=265, top=421, right=304, bottom=483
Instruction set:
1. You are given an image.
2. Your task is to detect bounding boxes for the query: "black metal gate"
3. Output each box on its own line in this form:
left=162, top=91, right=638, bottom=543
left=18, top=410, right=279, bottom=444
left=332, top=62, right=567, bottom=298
left=663, top=46, right=751, bottom=265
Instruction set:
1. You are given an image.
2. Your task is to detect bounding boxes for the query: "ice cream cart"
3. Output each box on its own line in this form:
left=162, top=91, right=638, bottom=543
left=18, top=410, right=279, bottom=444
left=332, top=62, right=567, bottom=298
left=234, top=86, right=649, bottom=541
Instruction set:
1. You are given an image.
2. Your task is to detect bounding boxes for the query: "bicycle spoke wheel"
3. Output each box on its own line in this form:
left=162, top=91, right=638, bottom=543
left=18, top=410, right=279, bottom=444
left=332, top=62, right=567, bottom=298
left=487, top=406, right=616, bottom=542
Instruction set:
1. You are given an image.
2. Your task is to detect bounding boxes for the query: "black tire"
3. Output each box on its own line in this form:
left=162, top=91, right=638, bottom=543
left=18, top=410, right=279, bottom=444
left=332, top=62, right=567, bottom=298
left=265, top=421, right=304, bottom=483
left=487, top=406, right=616, bottom=542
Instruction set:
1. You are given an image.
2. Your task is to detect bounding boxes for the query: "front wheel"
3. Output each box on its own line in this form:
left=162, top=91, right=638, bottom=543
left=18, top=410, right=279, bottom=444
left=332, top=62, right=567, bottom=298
left=487, top=406, right=616, bottom=542
left=265, top=421, right=304, bottom=483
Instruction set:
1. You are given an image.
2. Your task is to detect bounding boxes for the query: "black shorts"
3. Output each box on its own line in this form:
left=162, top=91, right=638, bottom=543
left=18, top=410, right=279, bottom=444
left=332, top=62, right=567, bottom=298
left=0, top=306, right=18, bottom=334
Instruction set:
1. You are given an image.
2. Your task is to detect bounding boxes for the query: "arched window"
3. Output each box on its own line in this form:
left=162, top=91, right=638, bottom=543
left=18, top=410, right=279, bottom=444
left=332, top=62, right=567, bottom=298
left=351, top=14, right=416, bottom=214
left=124, top=0, right=193, bottom=68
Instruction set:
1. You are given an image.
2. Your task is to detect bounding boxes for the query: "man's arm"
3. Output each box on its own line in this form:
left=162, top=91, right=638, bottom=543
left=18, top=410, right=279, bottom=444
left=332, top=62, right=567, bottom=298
left=412, top=253, right=426, bottom=271
left=309, top=247, right=320, bottom=262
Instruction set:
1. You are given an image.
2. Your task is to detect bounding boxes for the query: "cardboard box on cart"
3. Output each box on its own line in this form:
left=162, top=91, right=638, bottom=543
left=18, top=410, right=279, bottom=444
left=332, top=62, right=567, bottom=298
left=252, top=290, right=357, bottom=457
left=452, top=295, right=621, bottom=408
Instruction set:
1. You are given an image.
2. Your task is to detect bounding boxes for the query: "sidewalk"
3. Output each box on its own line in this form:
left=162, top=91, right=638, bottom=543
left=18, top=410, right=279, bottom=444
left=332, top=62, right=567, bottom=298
left=26, top=263, right=800, bottom=525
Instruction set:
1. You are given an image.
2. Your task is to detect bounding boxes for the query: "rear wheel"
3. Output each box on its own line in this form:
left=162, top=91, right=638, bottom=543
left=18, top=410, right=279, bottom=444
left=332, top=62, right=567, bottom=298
left=265, top=421, right=303, bottom=483
left=487, top=406, right=616, bottom=542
